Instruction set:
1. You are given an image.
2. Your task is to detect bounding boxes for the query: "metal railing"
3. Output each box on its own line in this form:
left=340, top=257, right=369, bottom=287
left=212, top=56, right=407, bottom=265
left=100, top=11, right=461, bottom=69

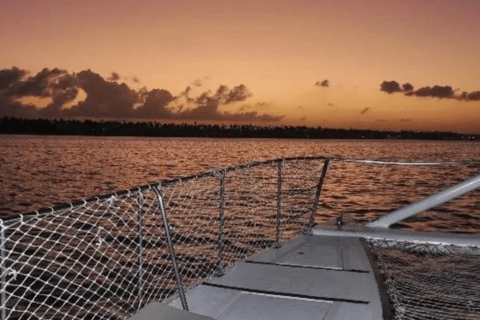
left=366, top=173, right=480, bottom=228
left=1, top=156, right=479, bottom=320
left=0, top=157, right=330, bottom=320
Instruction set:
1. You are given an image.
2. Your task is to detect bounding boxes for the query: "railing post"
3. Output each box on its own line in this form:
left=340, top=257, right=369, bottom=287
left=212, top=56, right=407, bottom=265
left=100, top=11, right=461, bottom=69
left=1, top=221, right=6, bottom=320
left=276, top=161, right=283, bottom=247
left=218, top=170, right=226, bottom=275
left=308, top=159, right=330, bottom=234
left=153, top=186, right=189, bottom=311
left=367, top=174, right=480, bottom=228
left=136, top=192, right=145, bottom=311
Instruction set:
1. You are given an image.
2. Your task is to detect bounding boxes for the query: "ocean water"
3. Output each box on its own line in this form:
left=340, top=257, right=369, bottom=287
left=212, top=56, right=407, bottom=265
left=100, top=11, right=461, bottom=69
left=1, top=135, right=480, bottom=320
left=1, top=135, right=480, bottom=232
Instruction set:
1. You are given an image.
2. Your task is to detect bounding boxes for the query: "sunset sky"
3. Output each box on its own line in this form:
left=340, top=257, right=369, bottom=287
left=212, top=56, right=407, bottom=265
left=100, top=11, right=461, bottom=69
left=1, top=0, right=479, bottom=133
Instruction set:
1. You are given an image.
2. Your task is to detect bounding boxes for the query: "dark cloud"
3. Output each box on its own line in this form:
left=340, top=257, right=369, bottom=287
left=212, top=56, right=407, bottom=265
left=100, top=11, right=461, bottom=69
left=380, top=80, right=480, bottom=101
left=136, top=89, right=174, bottom=118
left=9, top=68, right=66, bottom=97
left=108, top=72, right=120, bottom=81
left=191, top=84, right=252, bottom=115
left=0, top=67, right=283, bottom=122
left=402, top=83, right=414, bottom=92
left=467, top=91, right=480, bottom=101
left=413, top=85, right=454, bottom=99
left=459, top=91, right=480, bottom=101
left=0, top=67, right=26, bottom=90
left=315, top=80, right=329, bottom=87
left=177, top=84, right=280, bottom=122
left=0, top=68, right=79, bottom=117
left=225, top=84, right=252, bottom=104
left=0, top=67, right=28, bottom=118
left=192, top=79, right=202, bottom=87
left=66, top=70, right=139, bottom=118
left=204, top=84, right=252, bottom=105
left=178, top=86, right=196, bottom=103
left=360, top=107, right=370, bottom=115
left=132, top=77, right=140, bottom=83
left=380, top=81, right=402, bottom=94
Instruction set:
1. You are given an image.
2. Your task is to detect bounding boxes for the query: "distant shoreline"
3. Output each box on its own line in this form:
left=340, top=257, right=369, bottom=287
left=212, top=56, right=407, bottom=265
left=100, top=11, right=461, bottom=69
left=1, top=117, right=478, bottom=141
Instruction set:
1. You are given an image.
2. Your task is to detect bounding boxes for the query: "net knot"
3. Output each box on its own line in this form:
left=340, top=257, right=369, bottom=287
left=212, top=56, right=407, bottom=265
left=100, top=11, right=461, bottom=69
left=7, top=268, right=18, bottom=280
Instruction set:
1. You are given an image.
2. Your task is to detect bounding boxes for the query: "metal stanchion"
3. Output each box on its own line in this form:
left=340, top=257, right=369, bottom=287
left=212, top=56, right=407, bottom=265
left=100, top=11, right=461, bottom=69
left=1, top=222, right=6, bottom=320
left=308, top=159, right=330, bottom=234
left=276, top=161, right=283, bottom=247
left=137, top=192, right=145, bottom=310
left=217, top=170, right=226, bottom=275
left=153, top=186, right=189, bottom=311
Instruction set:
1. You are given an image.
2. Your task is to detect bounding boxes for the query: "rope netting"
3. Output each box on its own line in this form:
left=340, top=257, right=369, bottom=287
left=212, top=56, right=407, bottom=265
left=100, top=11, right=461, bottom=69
left=366, top=239, right=480, bottom=320
left=0, top=158, right=327, bottom=320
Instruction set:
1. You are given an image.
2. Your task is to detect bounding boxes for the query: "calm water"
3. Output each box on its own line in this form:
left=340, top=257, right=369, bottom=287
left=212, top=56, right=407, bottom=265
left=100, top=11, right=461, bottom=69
left=1, top=135, right=480, bottom=232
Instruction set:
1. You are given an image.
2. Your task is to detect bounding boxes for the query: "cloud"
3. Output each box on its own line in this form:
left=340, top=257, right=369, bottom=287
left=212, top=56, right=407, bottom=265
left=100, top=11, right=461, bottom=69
left=0, top=67, right=26, bottom=90
left=136, top=88, right=175, bottom=118
left=192, top=79, right=202, bottom=87
left=255, top=102, right=270, bottom=108
left=315, top=80, right=329, bottom=87
left=402, top=83, right=414, bottom=92
left=413, top=85, right=454, bottom=98
left=380, top=80, right=480, bottom=101
left=8, top=68, right=66, bottom=97
left=0, top=67, right=79, bottom=117
left=400, top=118, right=412, bottom=122
left=132, top=76, right=140, bottom=83
left=459, top=91, right=480, bottom=101
left=177, top=86, right=195, bottom=103
left=208, top=84, right=252, bottom=105
left=0, top=67, right=283, bottom=122
left=66, top=69, right=139, bottom=118
left=360, top=107, right=370, bottom=115
left=107, top=72, right=120, bottom=81
left=176, top=84, right=282, bottom=122
left=380, top=81, right=402, bottom=94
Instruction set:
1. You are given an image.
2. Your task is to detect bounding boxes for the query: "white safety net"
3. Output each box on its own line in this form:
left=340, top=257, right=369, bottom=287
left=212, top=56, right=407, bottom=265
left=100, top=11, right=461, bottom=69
left=366, top=239, right=480, bottom=320
left=0, top=157, right=328, bottom=320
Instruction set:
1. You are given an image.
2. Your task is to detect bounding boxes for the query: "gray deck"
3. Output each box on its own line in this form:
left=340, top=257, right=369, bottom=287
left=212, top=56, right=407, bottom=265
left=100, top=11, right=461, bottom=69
left=132, top=235, right=386, bottom=320
left=129, top=302, right=215, bottom=320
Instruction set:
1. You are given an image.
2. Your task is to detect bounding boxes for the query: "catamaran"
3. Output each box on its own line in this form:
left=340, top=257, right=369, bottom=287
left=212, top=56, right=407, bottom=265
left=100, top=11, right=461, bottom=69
left=1, top=157, right=479, bottom=319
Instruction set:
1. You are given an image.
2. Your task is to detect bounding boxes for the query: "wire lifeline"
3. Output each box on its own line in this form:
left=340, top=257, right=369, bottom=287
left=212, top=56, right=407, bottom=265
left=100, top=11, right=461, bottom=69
left=13, top=156, right=473, bottom=220
left=342, top=159, right=463, bottom=166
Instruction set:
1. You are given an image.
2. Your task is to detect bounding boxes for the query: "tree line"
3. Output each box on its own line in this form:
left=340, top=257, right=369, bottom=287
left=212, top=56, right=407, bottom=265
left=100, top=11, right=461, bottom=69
left=0, top=117, right=478, bottom=140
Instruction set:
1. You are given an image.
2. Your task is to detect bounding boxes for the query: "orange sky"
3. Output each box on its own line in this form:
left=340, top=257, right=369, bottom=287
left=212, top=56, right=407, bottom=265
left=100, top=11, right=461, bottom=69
left=1, top=0, right=480, bottom=133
